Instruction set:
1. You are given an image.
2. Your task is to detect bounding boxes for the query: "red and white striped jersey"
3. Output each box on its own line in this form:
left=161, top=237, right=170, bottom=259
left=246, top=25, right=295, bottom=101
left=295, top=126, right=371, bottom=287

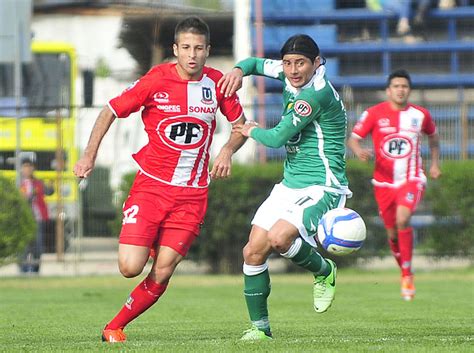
left=351, top=101, right=436, bottom=187
left=108, top=63, right=243, bottom=188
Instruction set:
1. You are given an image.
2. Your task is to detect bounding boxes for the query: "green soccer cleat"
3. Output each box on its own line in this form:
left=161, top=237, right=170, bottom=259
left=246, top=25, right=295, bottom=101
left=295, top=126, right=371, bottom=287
left=240, top=326, right=273, bottom=341
left=313, top=259, right=337, bottom=313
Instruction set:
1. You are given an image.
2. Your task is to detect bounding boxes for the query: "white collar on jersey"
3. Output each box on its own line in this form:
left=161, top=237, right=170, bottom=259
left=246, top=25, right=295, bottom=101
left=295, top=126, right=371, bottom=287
left=284, top=65, right=326, bottom=94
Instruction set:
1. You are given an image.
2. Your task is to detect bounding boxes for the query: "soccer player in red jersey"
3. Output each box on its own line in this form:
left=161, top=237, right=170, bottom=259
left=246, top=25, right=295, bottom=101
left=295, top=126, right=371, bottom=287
left=73, top=17, right=247, bottom=342
left=348, top=69, right=441, bottom=301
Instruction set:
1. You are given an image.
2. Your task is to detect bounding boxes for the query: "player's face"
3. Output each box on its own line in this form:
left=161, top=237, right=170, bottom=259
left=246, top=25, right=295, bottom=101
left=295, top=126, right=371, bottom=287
left=282, top=54, right=319, bottom=88
left=21, top=163, right=34, bottom=178
left=173, top=32, right=210, bottom=81
left=386, top=77, right=411, bottom=108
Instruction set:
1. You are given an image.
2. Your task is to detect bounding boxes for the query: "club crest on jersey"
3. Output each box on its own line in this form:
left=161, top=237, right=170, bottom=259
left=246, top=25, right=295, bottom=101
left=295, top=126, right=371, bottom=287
left=294, top=100, right=312, bottom=117
left=201, top=87, right=214, bottom=105
left=153, top=92, right=170, bottom=103
left=157, top=116, right=209, bottom=150
left=381, top=134, right=413, bottom=159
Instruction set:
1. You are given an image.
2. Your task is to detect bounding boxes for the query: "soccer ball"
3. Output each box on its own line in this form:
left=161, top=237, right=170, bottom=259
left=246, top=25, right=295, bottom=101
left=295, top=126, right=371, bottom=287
left=317, top=208, right=366, bottom=256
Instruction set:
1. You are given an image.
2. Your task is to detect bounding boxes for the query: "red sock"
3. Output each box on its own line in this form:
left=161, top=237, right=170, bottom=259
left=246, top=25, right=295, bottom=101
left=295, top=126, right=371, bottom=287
left=388, top=238, right=402, bottom=268
left=398, top=227, right=414, bottom=277
left=106, top=276, right=168, bottom=330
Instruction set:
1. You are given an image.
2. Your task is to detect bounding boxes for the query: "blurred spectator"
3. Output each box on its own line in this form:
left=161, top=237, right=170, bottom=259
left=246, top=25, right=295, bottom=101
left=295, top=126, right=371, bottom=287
left=367, top=0, right=457, bottom=38
left=438, top=0, right=455, bottom=8
left=414, top=0, right=458, bottom=28
left=414, top=0, right=432, bottom=27
left=18, top=159, right=53, bottom=273
left=366, top=0, right=413, bottom=36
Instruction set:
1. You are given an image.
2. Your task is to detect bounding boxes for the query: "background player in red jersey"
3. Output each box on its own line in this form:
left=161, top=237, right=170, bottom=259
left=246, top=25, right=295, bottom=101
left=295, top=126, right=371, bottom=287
left=18, top=159, right=54, bottom=273
left=347, top=69, right=441, bottom=301
left=73, top=17, right=247, bottom=342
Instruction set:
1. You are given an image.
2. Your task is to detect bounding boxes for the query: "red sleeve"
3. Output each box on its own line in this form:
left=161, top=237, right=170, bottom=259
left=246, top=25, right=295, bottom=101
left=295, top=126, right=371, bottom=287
left=108, top=67, right=158, bottom=118
left=421, top=108, right=436, bottom=136
left=208, top=68, right=243, bottom=123
left=351, top=109, right=375, bottom=139
left=219, top=93, right=243, bottom=123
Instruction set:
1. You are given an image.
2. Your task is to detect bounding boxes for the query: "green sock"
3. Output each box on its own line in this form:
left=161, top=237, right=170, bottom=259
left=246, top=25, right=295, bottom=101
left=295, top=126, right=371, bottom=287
left=291, top=240, right=331, bottom=276
left=244, top=269, right=271, bottom=333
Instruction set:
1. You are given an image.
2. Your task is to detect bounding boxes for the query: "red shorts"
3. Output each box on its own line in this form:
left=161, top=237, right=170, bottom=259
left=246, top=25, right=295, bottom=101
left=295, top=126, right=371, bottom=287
left=119, top=172, right=208, bottom=256
left=374, top=180, right=425, bottom=229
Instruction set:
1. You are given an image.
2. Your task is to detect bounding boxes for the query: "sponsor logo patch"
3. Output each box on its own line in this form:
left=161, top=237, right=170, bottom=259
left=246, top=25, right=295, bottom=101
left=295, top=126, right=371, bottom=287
left=157, top=104, right=181, bottom=113
left=157, top=116, right=209, bottom=150
left=294, top=100, right=312, bottom=117
left=189, top=106, right=217, bottom=114
left=379, top=127, right=397, bottom=134
left=153, top=92, right=170, bottom=103
left=381, top=134, right=413, bottom=159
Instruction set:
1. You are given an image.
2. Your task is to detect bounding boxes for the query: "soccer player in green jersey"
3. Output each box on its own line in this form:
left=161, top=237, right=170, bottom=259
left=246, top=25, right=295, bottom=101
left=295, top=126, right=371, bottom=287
left=218, top=34, right=352, bottom=340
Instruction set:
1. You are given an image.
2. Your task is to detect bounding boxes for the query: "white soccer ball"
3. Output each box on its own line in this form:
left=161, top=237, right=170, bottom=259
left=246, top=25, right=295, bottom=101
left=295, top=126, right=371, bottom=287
left=317, top=208, right=366, bottom=256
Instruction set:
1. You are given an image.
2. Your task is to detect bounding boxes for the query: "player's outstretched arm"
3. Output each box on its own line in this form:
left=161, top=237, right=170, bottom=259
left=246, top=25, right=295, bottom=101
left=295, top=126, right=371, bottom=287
left=347, top=136, right=373, bottom=162
left=217, top=68, right=244, bottom=98
left=210, top=115, right=247, bottom=179
left=73, top=106, right=116, bottom=179
left=428, top=132, right=441, bottom=179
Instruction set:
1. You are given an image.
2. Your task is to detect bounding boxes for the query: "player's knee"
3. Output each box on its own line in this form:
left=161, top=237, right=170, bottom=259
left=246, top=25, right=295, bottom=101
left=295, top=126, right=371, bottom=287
left=268, top=231, right=291, bottom=254
left=118, top=259, right=146, bottom=278
left=396, top=218, right=410, bottom=230
left=119, top=264, right=143, bottom=278
left=243, top=243, right=266, bottom=265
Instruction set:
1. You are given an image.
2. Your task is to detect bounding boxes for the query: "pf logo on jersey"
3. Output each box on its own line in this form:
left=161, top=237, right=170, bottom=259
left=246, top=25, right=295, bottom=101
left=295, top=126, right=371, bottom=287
left=294, top=100, right=312, bottom=117
left=381, top=134, right=413, bottom=159
left=157, top=116, right=209, bottom=150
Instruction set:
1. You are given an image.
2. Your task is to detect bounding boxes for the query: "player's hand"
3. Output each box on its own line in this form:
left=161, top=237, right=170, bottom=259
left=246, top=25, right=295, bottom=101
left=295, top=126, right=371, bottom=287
left=233, top=120, right=258, bottom=137
left=217, top=68, right=244, bottom=97
left=355, top=148, right=373, bottom=162
left=73, top=155, right=95, bottom=179
left=210, top=148, right=233, bottom=179
left=429, top=164, right=441, bottom=179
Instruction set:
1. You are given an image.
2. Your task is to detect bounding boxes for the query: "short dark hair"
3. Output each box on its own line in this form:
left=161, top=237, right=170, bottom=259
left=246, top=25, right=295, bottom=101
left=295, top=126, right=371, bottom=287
left=387, top=69, right=412, bottom=88
left=21, top=159, right=34, bottom=166
left=174, top=16, right=210, bottom=45
left=280, top=34, right=320, bottom=62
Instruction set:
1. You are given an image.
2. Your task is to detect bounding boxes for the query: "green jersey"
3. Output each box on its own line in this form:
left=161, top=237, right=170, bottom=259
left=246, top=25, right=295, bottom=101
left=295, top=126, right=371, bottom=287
left=236, top=57, right=350, bottom=192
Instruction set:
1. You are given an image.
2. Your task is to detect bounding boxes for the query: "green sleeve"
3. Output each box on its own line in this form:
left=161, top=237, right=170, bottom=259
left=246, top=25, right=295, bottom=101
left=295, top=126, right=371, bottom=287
left=235, top=57, right=266, bottom=76
left=235, top=57, right=285, bottom=81
left=250, top=97, right=320, bottom=148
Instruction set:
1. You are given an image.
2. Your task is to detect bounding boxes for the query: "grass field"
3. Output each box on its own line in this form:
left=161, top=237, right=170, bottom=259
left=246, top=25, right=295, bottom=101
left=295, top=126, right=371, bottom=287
left=0, top=268, right=473, bottom=352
